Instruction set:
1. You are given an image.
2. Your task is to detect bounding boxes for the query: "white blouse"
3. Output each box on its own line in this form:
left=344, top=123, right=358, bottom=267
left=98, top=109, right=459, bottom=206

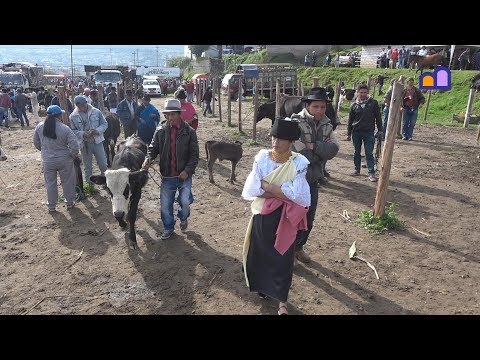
left=242, top=149, right=311, bottom=208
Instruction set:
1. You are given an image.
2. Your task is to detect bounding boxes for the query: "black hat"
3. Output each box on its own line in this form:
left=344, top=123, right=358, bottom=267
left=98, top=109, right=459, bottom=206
left=270, top=116, right=301, bottom=141
left=302, top=87, right=329, bottom=102
left=125, top=89, right=133, bottom=96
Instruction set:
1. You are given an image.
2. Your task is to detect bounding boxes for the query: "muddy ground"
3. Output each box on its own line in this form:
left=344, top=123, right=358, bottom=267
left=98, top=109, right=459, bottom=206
left=0, top=96, right=479, bottom=315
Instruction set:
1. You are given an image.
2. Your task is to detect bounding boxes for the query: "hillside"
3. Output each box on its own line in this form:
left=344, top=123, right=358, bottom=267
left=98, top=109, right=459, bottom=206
left=297, top=67, right=480, bottom=125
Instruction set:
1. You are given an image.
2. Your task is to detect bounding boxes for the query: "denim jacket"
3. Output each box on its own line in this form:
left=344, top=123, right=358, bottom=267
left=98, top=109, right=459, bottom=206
left=69, top=104, right=108, bottom=145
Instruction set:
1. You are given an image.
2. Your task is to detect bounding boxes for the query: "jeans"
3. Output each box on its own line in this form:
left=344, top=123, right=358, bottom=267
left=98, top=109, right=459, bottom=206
left=82, top=142, right=108, bottom=183
left=203, top=101, right=212, bottom=115
left=402, top=108, right=418, bottom=139
left=0, top=107, right=8, bottom=127
left=160, top=176, right=193, bottom=231
left=352, top=131, right=375, bottom=173
left=187, top=92, right=194, bottom=102
left=16, top=105, right=29, bottom=126
left=295, top=182, right=319, bottom=251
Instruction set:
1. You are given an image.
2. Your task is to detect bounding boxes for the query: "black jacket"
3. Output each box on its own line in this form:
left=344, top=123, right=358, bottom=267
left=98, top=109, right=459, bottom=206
left=147, top=121, right=199, bottom=177
left=347, top=97, right=382, bottom=136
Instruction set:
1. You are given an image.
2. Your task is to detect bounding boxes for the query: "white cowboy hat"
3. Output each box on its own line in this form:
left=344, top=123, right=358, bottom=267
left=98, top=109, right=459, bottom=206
left=160, top=98, right=186, bottom=112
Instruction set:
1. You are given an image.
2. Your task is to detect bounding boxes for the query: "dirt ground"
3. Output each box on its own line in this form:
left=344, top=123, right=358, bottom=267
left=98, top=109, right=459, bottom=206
left=1, top=96, right=479, bottom=315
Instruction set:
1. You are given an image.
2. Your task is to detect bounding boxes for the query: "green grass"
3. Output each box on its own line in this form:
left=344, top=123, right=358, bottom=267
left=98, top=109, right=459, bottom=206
left=232, top=129, right=247, bottom=136
left=297, top=67, right=480, bottom=125
left=356, top=202, right=406, bottom=234
left=246, top=139, right=259, bottom=146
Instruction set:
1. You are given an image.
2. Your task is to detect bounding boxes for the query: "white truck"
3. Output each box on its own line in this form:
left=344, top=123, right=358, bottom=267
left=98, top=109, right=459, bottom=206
left=93, top=69, right=123, bottom=87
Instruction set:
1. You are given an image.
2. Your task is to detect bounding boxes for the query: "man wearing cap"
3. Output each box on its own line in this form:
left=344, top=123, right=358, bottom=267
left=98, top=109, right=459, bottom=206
left=290, top=87, right=339, bottom=265
left=174, top=88, right=198, bottom=130
left=33, top=105, right=80, bottom=212
left=69, top=95, right=108, bottom=185
left=117, top=89, right=138, bottom=138
left=242, top=117, right=310, bottom=315
left=142, top=99, right=199, bottom=240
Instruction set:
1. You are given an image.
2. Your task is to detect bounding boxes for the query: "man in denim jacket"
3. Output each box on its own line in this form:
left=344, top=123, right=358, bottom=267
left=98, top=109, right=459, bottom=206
left=70, top=95, right=108, bottom=184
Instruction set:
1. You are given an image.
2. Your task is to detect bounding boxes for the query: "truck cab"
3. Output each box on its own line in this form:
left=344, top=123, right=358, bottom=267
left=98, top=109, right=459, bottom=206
left=93, top=69, right=122, bottom=88
left=0, top=71, right=29, bottom=89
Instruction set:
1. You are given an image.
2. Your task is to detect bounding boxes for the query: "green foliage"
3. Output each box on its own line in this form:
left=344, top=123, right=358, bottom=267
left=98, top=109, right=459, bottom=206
left=297, top=67, right=480, bottom=125
left=222, top=50, right=268, bottom=74
left=268, top=52, right=298, bottom=64
left=232, top=129, right=247, bottom=136
left=189, top=45, right=210, bottom=58
left=246, top=139, right=259, bottom=146
left=83, top=182, right=97, bottom=197
left=356, top=202, right=406, bottom=234
left=167, top=56, right=192, bottom=70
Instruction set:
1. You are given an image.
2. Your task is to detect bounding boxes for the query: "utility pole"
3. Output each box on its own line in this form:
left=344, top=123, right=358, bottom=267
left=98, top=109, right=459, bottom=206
left=132, top=51, right=136, bottom=67
left=137, top=48, right=139, bottom=67
left=70, top=45, right=74, bottom=80
left=156, top=46, right=159, bottom=67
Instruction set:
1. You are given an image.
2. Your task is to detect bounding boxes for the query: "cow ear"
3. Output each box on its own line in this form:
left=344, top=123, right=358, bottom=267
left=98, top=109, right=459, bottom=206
left=90, top=175, right=106, bottom=185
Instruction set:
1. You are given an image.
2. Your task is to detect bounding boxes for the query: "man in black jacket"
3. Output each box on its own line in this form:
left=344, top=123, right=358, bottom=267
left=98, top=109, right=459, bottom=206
left=142, top=99, right=199, bottom=239
left=346, top=84, right=383, bottom=182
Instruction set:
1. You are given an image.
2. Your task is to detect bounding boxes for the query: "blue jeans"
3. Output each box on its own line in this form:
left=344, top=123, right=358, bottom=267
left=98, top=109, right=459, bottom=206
left=0, top=107, right=8, bottom=127
left=160, top=176, right=193, bottom=231
left=82, top=142, right=108, bottom=183
left=402, top=108, right=418, bottom=139
left=352, top=131, right=375, bottom=173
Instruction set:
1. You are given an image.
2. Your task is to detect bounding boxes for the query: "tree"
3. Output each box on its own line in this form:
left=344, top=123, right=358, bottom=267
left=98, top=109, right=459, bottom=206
left=189, top=45, right=210, bottom=58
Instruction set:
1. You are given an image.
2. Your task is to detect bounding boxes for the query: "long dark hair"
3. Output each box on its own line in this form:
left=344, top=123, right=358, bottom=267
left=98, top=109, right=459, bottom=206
left=43, top=114, right=61, bottom=139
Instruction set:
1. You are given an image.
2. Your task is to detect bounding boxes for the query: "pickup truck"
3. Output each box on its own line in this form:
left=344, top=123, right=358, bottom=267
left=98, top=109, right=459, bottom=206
left=338, top=51, right=361, bottom=67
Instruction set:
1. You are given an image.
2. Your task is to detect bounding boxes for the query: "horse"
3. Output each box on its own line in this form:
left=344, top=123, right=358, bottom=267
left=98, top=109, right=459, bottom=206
left=408, top=51, right=446, bottom=74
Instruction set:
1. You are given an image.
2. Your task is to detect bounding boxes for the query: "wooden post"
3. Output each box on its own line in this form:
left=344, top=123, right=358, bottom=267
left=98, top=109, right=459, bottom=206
left=97, top=85, right=105, bottom=113
left=217, top=77, right=222, bottom=122
left=252, top=78, right=258, bottom=141
left=301, top=82, right=305, bottom=96
left=57, top=86, right=70, bottom=125
left=260, top=76, right=264, bottom=99
left=313, top=77, right=319, bottom=88
left=367, top=75, right=372, bottom=91
left=238, top=76, right=242, bottom=132
left=227, top=82, right=232, bottom=126
left=275, top=79, right=281, bottom=118
left=269, top=73, right=273, bottom=100
left=423, top=90, right=432, bottom=122
left=464, top=88, right=476, bottom=127
left=297, top=80, right=301, bottom=96
left=374, top=81, right=404, bottom=217
left=282, top=78, right=286, bottom=95
left=196, top=80, right=201, bottom=106
left=211, top=78, right=215, bottom=117
left=334, top=80, right=342, bottom=120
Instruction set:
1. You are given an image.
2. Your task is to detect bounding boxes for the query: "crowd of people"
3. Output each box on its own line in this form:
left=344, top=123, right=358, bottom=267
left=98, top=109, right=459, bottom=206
left=4, top=73, right=432, bottom=315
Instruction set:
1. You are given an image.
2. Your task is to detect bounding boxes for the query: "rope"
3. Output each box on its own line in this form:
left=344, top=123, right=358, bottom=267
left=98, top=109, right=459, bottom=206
left=147, top=167, right=161, bottom=188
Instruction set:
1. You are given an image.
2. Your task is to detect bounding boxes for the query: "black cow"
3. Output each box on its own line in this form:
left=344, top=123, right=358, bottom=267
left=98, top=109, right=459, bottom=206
left=256, top=96, right=337, bottom=130
left=0, top=131, right=7, bottom=161
left=90, top=135, right=148, bottom=249
left=205, top=140, right=243, bottom=184
left=103, top=113, right=121, bottom=167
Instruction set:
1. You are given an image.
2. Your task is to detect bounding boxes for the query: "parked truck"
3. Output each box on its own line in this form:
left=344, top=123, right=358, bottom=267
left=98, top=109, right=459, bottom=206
left=232, top=63, right=297, bottom=99
left=0, top=62, right=44, bottom=88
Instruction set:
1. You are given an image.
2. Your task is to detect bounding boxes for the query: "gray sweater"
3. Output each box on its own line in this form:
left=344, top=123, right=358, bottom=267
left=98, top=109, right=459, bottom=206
left=33, top=120, right=80, bottom=162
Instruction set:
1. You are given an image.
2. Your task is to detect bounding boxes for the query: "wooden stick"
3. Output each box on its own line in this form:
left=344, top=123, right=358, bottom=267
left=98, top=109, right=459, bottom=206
left=356, top=256, right=379, bottom=279
left=411, top=226, right=430, bottom=237
left=64, top=247, right=84, bottom=272
left=208, top=268, right=223, bottom=287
